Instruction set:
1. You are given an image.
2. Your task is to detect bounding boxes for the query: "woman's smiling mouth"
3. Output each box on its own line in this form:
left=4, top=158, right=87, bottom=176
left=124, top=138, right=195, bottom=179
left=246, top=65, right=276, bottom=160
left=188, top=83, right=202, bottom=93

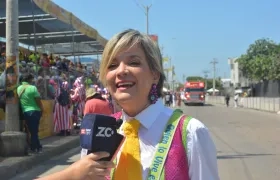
left=116, top=81, right=136, bottom=90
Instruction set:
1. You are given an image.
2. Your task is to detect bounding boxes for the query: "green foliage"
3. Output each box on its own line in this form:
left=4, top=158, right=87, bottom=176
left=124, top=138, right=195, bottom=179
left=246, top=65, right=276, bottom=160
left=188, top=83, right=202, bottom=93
left=236, top=38, right=280, bottom=81
left=176, top=83, right=184, bottom=91
left=206, top=79, right=222, bottom=90
left=186, top=76, right=204, bottom=81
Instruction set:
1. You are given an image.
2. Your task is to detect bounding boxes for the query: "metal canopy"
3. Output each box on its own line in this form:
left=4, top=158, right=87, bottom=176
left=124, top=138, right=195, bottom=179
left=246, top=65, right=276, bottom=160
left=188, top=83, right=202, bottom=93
left=36, top=42, right=103, bottom=56
left=0, top=0, right=107, bottom=55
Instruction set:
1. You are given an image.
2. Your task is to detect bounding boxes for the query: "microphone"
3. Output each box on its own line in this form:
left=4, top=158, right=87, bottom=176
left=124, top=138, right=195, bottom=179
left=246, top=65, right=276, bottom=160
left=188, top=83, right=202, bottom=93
left=80, top=113, right=125, bottom=161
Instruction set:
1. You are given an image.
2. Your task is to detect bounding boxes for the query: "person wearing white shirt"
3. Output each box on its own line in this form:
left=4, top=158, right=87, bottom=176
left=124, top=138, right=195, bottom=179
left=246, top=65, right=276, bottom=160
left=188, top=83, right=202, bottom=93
left=38, top=29, right=219, bottom=180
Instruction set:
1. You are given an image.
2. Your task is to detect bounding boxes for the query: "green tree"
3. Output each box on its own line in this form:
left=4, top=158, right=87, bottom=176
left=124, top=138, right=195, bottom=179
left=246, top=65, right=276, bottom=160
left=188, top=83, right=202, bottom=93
left=176, top=83, right=184, bottom=91
left=237, top=38, right=280, bottom=81
left=186, top=76, right=204, bottom=81
left=206, top=79, right=222, bottom=90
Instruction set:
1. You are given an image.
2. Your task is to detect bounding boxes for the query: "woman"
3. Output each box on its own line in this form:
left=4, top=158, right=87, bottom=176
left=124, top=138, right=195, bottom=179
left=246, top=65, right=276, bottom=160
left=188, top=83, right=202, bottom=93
left=70, top=76, right=86, bottom=125
left=53, top=75, right=71, bottom=136
left=39, top=29, right=219, bottom=180
left=84, top=87, right=112, bottom=115
left=176, top=91, right=181, bottom=107
left=48, top=79, right=57, bottom=99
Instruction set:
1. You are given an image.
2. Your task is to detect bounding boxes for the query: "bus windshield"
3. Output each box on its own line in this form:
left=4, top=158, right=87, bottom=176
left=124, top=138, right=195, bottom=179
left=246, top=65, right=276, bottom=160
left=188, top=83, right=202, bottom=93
left=185, top=88, right=204, bottom=92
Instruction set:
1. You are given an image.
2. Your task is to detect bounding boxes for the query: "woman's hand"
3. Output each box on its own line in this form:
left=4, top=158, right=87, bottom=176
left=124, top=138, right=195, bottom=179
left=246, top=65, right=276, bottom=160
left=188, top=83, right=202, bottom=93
left=67, top=152, right=115, bottom=180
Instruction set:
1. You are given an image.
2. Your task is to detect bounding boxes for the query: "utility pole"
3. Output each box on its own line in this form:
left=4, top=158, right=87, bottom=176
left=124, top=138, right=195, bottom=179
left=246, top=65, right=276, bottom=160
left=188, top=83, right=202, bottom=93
left=166, top=57, right=171, bottom=89
left=145, top=5, right=152, bottom=34
left=0, top=0, right=27, bottom=156
left=171, top=65, right=175, bottom=91
left=210, top=59, right=218, bottom=96
left=202, top=70, right=209, bottom=90
left=134, top=0, right=152, bottom=34
left=182, top=74, right=186, bottom=83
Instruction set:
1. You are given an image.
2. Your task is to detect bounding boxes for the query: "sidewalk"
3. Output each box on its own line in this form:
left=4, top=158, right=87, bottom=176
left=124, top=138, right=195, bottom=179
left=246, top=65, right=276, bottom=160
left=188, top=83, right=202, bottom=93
left=0, top=135, right=79, bottom=180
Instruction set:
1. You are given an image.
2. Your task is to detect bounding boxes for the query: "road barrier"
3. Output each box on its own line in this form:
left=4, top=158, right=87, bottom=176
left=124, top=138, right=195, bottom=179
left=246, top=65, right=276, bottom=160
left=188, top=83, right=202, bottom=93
left=206, top=95, right=280, bottom=113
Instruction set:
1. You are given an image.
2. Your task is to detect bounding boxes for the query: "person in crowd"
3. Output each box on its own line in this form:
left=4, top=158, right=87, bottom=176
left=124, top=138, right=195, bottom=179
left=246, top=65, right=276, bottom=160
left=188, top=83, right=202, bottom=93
left=70, top=76, right=86, bottom=125
left=39, top=29, right=219, bottom=180
left=40, top=53, right=50, bottom=68
left=176, top=91, right=182, bottom=107
left=225, top=94, right=230, bottom=107
left=84, top=87, right=112, bottom=115
left=234, top=93, right=239, bottom=108
left=17, top=74, right=43, bottom=153
left=164, top=91, right=172, bottom=106
left=53, top=74, right=71, bottom=136
left=172, top=91, right=176, bottom=107
left=48, top=79, right=57, bottom=99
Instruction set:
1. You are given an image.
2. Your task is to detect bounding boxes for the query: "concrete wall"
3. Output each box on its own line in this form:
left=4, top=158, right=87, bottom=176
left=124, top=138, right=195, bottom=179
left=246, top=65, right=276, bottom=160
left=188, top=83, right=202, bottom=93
left=206, top=96, right=280, bottom=113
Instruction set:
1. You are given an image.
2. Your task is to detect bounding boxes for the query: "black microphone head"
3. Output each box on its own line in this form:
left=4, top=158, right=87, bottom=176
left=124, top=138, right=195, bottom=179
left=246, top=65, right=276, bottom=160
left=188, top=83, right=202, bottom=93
left=116, top=119, right=123, bottom=129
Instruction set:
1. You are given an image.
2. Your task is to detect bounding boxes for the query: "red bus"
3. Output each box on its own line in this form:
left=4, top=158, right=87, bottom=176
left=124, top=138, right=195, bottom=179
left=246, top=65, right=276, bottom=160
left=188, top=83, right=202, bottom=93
left=183, top=81, right=205, bottom=106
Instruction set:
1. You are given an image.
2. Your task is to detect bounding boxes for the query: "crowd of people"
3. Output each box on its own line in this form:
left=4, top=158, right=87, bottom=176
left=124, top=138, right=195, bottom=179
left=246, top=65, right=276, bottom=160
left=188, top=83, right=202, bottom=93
left=163, top=90, right=183, bottom=107
left=18, top=72, right=116, bottom=153
left=1, top=41, right=118, bottom=152
left=0, top=42, right=97, bottom=84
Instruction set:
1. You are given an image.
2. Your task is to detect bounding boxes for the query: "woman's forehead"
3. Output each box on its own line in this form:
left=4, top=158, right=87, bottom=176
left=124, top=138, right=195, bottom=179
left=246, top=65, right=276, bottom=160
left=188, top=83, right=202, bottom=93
left=114, top=44, right=144, bottom=60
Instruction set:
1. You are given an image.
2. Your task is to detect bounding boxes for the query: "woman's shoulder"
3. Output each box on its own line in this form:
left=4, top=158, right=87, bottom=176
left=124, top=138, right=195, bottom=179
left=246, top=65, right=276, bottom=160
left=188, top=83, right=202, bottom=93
left=174, top=111, right=208, bottom=134
left=180, top=115, right=210, bottom=138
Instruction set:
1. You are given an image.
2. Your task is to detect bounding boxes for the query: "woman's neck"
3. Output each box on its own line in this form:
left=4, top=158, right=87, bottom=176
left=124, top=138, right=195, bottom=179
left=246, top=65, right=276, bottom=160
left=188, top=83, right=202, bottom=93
left=121, top=101, right=151, bottom=117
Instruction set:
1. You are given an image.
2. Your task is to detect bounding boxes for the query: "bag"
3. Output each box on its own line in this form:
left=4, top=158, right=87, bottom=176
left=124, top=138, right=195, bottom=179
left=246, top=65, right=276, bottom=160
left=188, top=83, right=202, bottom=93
left=57, top=85, right=70, bottom=106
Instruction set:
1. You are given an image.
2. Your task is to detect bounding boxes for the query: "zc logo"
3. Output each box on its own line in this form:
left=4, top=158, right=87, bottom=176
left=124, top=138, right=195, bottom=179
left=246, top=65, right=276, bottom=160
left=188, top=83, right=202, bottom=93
left=96, top=127, right=114, bottom=137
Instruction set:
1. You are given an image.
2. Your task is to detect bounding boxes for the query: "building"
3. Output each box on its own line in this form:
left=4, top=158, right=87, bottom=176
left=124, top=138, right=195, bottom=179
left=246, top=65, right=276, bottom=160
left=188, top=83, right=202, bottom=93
left=221, top=78, right=231, bottom=88
left=228, top=57, right=250, bottom=87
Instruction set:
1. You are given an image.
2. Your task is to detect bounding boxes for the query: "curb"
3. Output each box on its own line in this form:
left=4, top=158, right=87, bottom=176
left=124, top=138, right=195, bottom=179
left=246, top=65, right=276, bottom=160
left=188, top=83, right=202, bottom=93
left=0, top=136, right=79, bottom=180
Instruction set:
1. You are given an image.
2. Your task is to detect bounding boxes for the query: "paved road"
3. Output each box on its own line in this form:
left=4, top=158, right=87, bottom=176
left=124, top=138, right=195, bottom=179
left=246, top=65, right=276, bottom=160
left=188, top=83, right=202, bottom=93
left=10, top=105, right=280, bottom=180
left=183, top=104, right=280, bottom=180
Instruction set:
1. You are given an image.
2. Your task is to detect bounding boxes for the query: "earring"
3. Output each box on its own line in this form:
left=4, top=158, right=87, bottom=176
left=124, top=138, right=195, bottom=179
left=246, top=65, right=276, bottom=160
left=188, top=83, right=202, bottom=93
left=148, top=83, right=158, bottom=104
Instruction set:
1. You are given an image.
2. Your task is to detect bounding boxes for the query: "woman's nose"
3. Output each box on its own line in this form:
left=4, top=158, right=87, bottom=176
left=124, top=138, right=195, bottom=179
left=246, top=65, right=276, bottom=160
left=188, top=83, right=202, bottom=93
left=116, top=62, right=128, bottom=76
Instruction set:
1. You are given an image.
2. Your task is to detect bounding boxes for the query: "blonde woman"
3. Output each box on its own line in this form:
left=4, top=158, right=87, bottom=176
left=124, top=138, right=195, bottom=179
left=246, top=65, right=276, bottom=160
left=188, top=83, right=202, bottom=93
left=38, top=29, right=219, bottom=180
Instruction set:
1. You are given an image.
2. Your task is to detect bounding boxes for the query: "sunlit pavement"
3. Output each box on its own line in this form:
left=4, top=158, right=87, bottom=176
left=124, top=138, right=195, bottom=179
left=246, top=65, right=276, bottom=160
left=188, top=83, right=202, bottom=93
left=11, top=105, right=280, bottom=180
left=181, top=104, right=280, bottom=180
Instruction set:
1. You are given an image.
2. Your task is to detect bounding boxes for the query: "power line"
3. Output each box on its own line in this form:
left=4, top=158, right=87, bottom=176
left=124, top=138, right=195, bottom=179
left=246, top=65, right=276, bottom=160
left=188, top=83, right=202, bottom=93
left=210, top=59, right=218, bottom=95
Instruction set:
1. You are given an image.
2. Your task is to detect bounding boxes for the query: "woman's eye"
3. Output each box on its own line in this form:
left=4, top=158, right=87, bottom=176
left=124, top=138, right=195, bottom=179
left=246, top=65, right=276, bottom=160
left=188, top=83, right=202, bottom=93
left=108, top=64, right=117, bottom=69
left=129, top=61, right=140, bottom=66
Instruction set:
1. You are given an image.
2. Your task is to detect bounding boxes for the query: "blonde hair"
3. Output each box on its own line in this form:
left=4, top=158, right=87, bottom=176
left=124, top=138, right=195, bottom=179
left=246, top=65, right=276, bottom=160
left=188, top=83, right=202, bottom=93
left=99, top=29, right=165, bottom=97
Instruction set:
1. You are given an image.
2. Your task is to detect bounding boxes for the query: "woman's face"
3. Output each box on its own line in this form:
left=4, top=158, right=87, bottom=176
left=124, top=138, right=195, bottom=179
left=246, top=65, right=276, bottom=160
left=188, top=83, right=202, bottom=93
left=105, top=44, right=158, bottom=111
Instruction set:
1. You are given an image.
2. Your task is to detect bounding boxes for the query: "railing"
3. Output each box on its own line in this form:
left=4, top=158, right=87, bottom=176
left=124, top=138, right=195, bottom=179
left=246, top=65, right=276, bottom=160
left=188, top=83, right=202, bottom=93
left=206, top=96, right=280, bottom=113
left=15, top=62, right=98, bottom=100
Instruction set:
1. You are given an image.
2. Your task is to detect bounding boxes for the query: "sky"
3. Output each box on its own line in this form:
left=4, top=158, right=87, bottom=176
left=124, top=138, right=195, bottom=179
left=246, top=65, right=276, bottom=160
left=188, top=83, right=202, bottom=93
left=53, top=0, right=280, bottom=82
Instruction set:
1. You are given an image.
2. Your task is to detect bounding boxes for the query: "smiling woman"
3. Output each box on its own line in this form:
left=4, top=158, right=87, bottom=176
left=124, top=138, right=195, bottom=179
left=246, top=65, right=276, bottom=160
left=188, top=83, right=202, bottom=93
left=37, top=29, right=219, bottom=180
left=99, top=29, right=165, bottom=116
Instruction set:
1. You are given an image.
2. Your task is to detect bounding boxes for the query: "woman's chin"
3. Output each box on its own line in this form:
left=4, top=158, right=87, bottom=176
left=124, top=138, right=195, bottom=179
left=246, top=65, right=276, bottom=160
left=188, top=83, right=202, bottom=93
left=115, top=93, right=134, bottom=103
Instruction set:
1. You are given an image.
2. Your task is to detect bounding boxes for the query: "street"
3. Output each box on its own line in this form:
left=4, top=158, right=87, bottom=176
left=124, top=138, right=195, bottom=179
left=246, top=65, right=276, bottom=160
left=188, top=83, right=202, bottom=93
left=11, top=105, right=280, bottom=180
